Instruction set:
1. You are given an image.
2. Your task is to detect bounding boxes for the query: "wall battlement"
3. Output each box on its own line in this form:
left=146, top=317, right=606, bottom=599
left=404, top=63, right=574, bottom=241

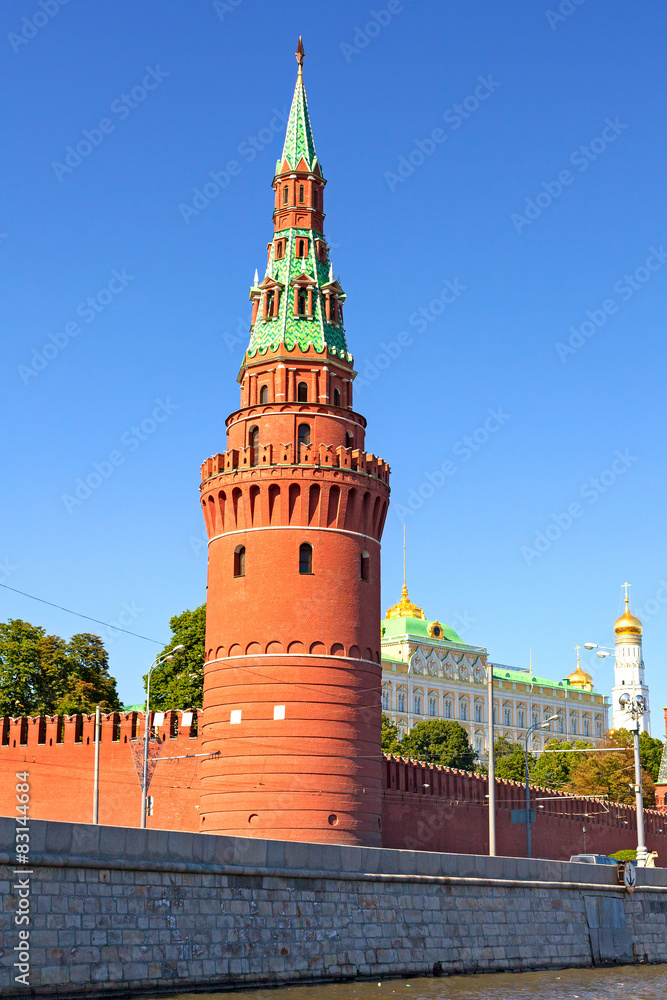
left=201, top=445, right=390, bottom=484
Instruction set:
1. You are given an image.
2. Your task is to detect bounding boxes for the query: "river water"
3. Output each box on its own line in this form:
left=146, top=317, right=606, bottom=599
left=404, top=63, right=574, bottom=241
left=162, top=964, right=667, bottom=1000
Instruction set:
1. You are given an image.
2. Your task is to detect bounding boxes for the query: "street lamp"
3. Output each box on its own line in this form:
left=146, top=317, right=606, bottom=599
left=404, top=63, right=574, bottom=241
left=583, top=642, right=615, bottom=659
left=618, top=690, right=649, bottom=866
left=522, top=714, right=559, bottom=858
left=140, top=644, right=186, bottom=829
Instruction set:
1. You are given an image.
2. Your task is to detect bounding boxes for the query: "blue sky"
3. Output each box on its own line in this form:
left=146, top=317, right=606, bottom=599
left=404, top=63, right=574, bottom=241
left=1, top=1, right=666, bottom=724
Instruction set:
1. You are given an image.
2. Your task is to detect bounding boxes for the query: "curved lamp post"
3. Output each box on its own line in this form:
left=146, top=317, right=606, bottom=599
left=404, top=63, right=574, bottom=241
left=140, top=644, right=185, bottom=829
left=522, top=715, right=559, bottom=858
left=618, top=690, right=649, bottom=866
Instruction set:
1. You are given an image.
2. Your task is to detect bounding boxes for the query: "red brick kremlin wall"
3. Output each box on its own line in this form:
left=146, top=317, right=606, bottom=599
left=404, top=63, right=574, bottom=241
left=1, top=711, right=666, bottom=861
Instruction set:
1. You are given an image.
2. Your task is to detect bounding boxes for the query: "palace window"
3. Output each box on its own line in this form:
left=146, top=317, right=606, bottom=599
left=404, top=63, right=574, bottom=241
left=583, top=717, right=591, bottom=737
left=382, top=687, right=391, bottom=711
left=297, top=382, right=308, bottom=402
left=475, top=734, right=484, bottom=755
left=517, top=708, right=526, bottom=729
left=595, top=717, right=603, bottom=737
left=460, top=700, right=468, bottom=722
left=444, top=699, right=453, bottom=719
left=360, top=550, right=369, bottom=582
left=299, top=542, right=313, bottom=575
left=333, top=388, right=341, bottom=406
left=532, top=711, right=540, bottom=728
left=414, top=694, right=422, bottom=715
left=259, top=385, right=269, bottom=404
left=557, top=713, right=565, bottom=734
left=493, top=704, right=498, bottom=724
left=429, top=696, right=437, bottom=717
left=397, top=692, right=406, bottom=713
left=474, top=702, right=483, bottom=724
left=234, top=545, right=245, bottom=578
left=503, top=705, right=512, bottom=727
left=570, top=715, right=578, bottom=736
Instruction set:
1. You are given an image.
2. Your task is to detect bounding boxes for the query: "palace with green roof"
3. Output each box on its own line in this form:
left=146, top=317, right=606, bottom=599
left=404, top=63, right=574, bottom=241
left=380, top=583, right=609, bottom=757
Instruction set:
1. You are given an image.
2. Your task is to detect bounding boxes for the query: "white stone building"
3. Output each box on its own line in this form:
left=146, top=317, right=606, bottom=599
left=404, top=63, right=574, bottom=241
left=381, top=586, right=609, bottom=757
left=611, top=593, right=651, bottom=734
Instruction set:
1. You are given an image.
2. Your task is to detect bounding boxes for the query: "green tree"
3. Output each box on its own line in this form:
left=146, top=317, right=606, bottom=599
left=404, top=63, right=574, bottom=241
left=54, top=634, right=120, bottom=714
left=399, top=719, right=475, bottom=770
left=531, top=739, right=591, bottom=789
left=493, top=738, right=528, bottom=783
left=0, top=620, right=119, bottom=716
left=148, top=605, right=206, bottom=710
left=381, top=714, right=402, bottom=755
left=638, top=730, right=664, bottom=782
left=566, top=732, right=656, bottom=806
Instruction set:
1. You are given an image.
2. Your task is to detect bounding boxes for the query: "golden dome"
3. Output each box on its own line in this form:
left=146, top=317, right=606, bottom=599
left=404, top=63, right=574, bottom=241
left=614, top=597, right=642, bottom=636
left=566, top=648, right=593, bottom=690
left=385, top=584, right=425, bottom=620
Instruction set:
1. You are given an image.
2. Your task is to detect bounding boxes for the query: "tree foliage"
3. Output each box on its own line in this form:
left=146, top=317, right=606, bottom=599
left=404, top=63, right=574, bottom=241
left=399, top=719, right=475, bottom=770
left=530, top=739, right=591, bottom=789
left=148, top=605, right=206, bottom=710
left=493, top=738, right=528, bottom=783
left=0, top=619, right=120, bottom=716
left=638, top=730, right=664, bottom=782
left=381, top=714, right=402, bottom=755
left=565, top=731, right=656, bottom=806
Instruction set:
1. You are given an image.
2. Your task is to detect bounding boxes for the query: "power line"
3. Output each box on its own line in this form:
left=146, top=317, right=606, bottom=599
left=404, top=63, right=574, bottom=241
left=0, top=583, right=165, bottom=645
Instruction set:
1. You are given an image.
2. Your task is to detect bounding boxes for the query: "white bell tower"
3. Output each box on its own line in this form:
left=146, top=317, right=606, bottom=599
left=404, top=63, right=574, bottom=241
left=611, top=583, right=650, bottom=734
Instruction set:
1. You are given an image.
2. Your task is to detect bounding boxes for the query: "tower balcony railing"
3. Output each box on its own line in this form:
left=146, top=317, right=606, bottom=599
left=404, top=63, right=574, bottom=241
left=201, top=444, right=390, bottom=485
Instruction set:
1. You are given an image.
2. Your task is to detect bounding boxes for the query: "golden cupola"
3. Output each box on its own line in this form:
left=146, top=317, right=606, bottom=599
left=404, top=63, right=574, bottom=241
left=385, top=584, right=425, bottom=620
left=614, top=597, right=642, bottom=637
left=566, top=647, right=594, bottom=691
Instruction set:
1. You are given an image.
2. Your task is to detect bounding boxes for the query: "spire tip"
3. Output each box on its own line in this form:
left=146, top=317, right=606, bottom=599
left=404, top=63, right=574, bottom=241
left=296, top=36, right=305, bottom=76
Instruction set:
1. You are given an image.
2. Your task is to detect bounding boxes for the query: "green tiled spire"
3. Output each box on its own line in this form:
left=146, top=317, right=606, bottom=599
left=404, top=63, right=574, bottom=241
left=278, top=36, right=318, bottom=173
left=245, top=40, right=352, bottom=363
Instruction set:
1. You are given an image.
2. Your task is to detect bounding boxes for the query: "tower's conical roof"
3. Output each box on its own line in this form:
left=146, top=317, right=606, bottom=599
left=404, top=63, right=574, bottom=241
left=279, top=37, right=318, bottom=172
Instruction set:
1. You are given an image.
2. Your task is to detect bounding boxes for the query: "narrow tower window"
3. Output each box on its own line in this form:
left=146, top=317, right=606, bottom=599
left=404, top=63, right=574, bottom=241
left=345, top=432, right=354, bottom=449
left=283, top=184, right=288, bottom=205
left=298, top=239, right=305, bottom=257
left=297, top=422, right=311, bottom=461
left=299, top=184, right=304, bottom=203
left=259, top=385, right=268, bottom=404
left=333, top=388, right=341, bottom=407
left=234, top=546, right=246, bottom=578
left=313, top=188, right=319, bottom=209
left=248, top=426, right=259, bottom=464
left=297, top=382, right=308, bottom=402
left=299, top=542, right=313, bottom=575
left=298, top=290, right=307, bottom=315
left=360, top=550, right=370, bottom=582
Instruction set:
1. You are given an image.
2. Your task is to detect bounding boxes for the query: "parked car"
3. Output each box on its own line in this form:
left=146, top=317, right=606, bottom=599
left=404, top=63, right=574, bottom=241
left=569, top=853, right=617, bottom=866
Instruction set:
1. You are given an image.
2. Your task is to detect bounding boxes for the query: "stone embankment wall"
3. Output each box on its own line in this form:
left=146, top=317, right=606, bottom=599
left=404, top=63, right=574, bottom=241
left=2, top=818, right=667, bottom=997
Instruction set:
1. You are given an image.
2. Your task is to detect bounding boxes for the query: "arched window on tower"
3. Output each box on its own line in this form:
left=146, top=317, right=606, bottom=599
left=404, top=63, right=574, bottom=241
left=266, top=290, right=275, bottom=316
left=345, top=432, right=354, bottom=449
left=283, top=184, right=288, bottom=205
left=259, top=385, right=268, bottom=404
left=234, top=545, right=245, bottom=578
left=297, top=382, right=308, bottom=402
left=333, top=388, right=341, bottom=407
left=298, top=290, right=307, bottom=315
left=297, top=422, right=310, bottom=462
left=313, top=187, right=319, bottom=209
left=248, top=426, right=259, bottom=464
left=360, top=550, right=369, bottom=582
left=299, top=542, right=313, bottom=575
left=299, top=184, right=304, bottom=203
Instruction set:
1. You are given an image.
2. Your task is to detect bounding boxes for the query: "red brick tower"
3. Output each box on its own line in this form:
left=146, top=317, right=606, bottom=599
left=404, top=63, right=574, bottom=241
left=198, top=40, right=390, bottom=846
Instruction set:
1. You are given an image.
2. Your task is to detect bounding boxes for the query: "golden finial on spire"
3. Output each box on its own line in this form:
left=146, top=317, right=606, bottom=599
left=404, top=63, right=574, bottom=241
left=385, top=524, right=425, bottom=619
left=296, top=36, right=305, bottom=77
left=615, top=582, right=642, bottom=636
left=567, top=645, right=593, bottom=690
